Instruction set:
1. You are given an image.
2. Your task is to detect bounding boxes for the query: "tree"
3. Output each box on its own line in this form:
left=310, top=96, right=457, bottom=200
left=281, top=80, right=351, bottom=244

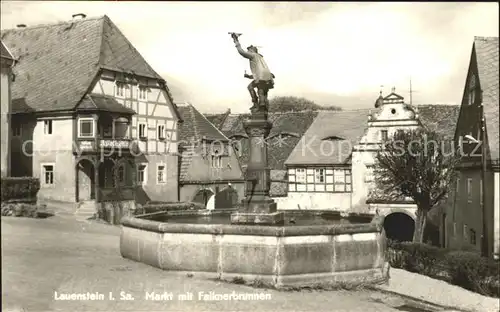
left=268, top=96, right=341, bottom=112
left=374, top=129, right=462, bottom=243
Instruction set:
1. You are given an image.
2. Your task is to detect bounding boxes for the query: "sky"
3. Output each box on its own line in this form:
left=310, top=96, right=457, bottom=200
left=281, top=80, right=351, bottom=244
left=1, top=2, right=498, bottom=113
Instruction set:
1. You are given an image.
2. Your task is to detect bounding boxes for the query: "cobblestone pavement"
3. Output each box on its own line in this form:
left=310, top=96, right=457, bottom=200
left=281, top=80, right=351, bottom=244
left=0, top=216, right=463, bottom=312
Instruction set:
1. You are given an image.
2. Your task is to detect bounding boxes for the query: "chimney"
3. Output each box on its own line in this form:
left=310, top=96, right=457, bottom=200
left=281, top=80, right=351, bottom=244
left=72, top=13, right=86, bottom=20
left=16, top=24, right=26, bottom=28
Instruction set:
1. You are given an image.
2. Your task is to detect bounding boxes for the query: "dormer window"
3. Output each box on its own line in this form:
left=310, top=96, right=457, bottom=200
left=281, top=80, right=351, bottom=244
left=115, top=82, right=125, bottom=98
left=12, top=123, right=21, bottom=137
left=468, top=74, right=476, bottom=106
left=138, top=86, right=148, bottom=101
left=322, top=136, right=343, bottom=141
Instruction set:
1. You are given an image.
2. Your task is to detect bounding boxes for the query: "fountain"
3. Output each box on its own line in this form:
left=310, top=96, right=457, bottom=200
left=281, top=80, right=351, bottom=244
left=120, top=34, right=389, bottom=288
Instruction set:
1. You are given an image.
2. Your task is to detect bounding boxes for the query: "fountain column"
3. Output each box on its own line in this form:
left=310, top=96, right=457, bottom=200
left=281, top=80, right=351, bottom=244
left=230, top=96, right=284, bottom=225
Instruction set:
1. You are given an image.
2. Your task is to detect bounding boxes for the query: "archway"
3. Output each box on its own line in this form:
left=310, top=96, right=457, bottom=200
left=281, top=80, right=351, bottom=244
left=384, top=212, right=415, bottom=242
left=215, top=186, right=238, bottom=209
left=192, top=189, right=215, bottom=210
left=77, top=159, right=95, bottom=201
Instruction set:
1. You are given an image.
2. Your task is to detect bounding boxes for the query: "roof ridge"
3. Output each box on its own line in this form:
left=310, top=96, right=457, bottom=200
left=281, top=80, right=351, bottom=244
left=474, top=36, right=499, bottom=41
left=1, top=15, right=106, bottom=32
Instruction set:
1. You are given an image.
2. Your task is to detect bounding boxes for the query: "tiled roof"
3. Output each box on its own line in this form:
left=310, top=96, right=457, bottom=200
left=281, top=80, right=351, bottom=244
left=2, top=15, right=181, bottom=119
left=178, top=103, right=233, bottom=182
left=285, top=110, right=371, bottom=165
left=77, top=94, right=136, bottom=115
left=474, top=36, right=499, bottom=161
left=205, top=110, right=318, bottom=197
left=205, top=109, right=231, bottom=129
left=285, top=105, right=460, bottom=166
left=417, top=104, right=461, bottom=139
left=207, top=111, right=319, bottom=170
left=177, top=103, right=228, bottom=144
left=0, top=40, right=14, bottom=60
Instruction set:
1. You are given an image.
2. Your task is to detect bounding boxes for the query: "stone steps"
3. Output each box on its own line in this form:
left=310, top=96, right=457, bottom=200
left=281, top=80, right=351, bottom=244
left=75, top=201, right=97, bottom=221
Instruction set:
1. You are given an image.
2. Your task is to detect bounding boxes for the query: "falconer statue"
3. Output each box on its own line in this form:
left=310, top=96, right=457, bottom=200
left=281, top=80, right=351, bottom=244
left=229, top=32, right=275, bottom=110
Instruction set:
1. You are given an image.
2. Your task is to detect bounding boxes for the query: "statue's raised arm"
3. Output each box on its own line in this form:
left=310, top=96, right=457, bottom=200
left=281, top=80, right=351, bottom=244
left=229, top=32, right=274, bottom=110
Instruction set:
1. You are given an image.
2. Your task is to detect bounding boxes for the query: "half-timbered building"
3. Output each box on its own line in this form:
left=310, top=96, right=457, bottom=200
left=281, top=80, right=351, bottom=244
left=1, top=14, right=183, bottom=217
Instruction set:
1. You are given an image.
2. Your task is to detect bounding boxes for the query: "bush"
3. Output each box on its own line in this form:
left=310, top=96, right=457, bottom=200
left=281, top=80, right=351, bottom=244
left=445, top=251, right=500, bottom=297
left=135, top=202, right=206, bottom=215
left=387, top=240, right=445, bottom=276
left=1, top=202, right=39, bottom=218
left=1, top=177, right=40, bottom=202
left=387, top=240, right=500, bottom=298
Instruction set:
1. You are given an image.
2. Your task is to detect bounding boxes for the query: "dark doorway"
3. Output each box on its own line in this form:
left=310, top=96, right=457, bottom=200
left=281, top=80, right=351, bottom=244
left=384, top=212, right=415, bottom=242
left=192, top=189, right=215, bottom=209
left=215, top=186, right=238, bottom=209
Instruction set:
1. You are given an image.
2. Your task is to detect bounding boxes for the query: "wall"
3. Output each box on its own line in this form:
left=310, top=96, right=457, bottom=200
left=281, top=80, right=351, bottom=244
left=0, top=61, right=12, bottom=176
left=280, top=192, right=351, bottom=210
left=91, top=70, right=180, bottom=202
left=181, top=143, right=243, bottom=182
left=32, top=118, right=75, bottom=202
left=445, top=168, right=483, bottom=251
left=179, top=182, right=245, bottom=208
left=10, top=117, right=36, bottom=177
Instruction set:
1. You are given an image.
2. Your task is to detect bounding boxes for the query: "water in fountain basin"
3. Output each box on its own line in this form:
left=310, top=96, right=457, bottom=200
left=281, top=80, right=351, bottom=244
left=149, top=211, right=372, bottom=226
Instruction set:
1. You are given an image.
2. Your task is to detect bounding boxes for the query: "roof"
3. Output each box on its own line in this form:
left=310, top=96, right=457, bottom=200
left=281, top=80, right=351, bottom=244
left=285, top=110, right=371, bottom=165
left=77, top=94, right=136, bottom=115
left=177, top=103, right=228, bottom=143
left=205, top=110, right=318, bottom=197
left=285, top=105, right=460, bottom=166
left=0, top=40, right=14, bottom=60
left=474, top=36, right=499, bottom=161
left=417, top=104, right=461, bottom=139
left=178, top=103, right=233, bottom=182
left=206, top=111, right=319, bottom=170
left=1, top=15, right=181, bottom=120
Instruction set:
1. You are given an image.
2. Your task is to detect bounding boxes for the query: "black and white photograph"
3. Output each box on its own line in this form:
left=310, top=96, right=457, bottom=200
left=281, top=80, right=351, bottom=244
left=0, top=1, right=499, bottom=311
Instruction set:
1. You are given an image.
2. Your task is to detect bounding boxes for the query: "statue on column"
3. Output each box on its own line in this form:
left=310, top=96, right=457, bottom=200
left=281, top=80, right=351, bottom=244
left=230, top=32, right=275, bottom=110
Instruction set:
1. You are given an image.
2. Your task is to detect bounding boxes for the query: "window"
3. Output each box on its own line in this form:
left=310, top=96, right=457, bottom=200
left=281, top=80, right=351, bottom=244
left=314, top=168, right=325, bottom=183
left=138, top=123, right=147, bottom=139
left=137, top=86, right=148, bottom=101
left=137, top=164, right=147, bottom=184
left=334, top=169, right=352, bottom=192
left=453, top=222, right=457, bottom=236
left=42, top=164, right=54, bottom=186
left=115, top=82, right=125, bottom=98
left=467, top=178, right=473, bottom=202
left=157, top=124, right=166, bottom=140
left=463, top=224, right=468, bottom=241
left=396, top=129, right=405, bottom=138
left=43, top=120, right=52, bottom=135
left=157, top=165, right=166, bottom=184
left=211, top=155, right=222, bottom=168
left=456, top=178, right=460, bottom=194
left=11, top=123, right=21, bottom=137
left=296, top=168, right=306, bottom=184
left=78, top=118, right=94, bottom=138
left=470, top=228, right=476, bottom=245
left=381, top=130, right=388, bottom=141
left=468, top=74, right=476, bottom=105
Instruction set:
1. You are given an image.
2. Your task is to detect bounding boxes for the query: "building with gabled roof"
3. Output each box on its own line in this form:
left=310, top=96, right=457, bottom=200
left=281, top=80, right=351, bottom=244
left=1, top=15, right=183, bottom=218
left=204, top=110, right=318, bottom=199
left=0, top=40, right=15, bottom=177
left=283, top=90, right=459, bottom=241
left=442, top=36, right=499, bottom=259
left=177, top=103, right=244, bottom=209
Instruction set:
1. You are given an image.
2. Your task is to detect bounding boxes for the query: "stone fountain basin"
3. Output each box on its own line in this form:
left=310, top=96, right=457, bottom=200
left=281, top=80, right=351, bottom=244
left=120, top=210, right=389, bottom=288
